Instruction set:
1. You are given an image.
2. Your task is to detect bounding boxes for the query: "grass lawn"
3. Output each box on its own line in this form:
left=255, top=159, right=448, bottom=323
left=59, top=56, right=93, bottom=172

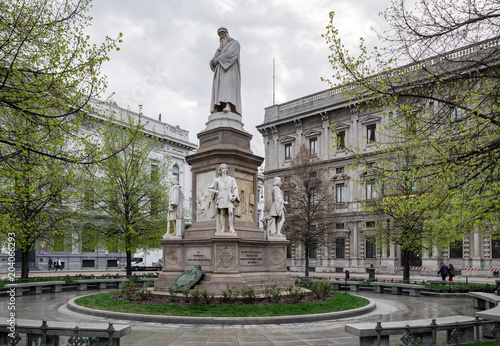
left=74, top=291, right=370, bottom=317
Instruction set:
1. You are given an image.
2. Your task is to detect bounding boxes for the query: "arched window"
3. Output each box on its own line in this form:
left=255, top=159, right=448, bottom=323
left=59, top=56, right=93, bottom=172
left=172, top=165, right=179, bottom=180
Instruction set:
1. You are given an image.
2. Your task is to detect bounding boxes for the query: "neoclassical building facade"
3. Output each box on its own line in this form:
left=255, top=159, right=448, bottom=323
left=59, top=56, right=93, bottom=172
left=257, top=84, right=500, bottom=278
left=1, top=99, right=197, bottom=272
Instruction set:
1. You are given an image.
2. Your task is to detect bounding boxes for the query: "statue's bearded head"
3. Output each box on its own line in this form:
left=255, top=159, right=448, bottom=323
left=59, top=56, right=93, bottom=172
left=217, top=27, right=231, bottom=47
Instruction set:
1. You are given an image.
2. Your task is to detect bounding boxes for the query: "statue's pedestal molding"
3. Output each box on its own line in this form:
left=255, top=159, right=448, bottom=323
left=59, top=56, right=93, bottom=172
left=214, top=231, right=239, bottom=237
left=163, top=234, right=182, bottom=240
left=205, top=111, right=245, bottom=131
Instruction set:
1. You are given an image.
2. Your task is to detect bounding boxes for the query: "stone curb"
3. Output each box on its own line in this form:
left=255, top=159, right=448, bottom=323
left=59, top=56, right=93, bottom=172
left=67, top=295, right=376, bottom=325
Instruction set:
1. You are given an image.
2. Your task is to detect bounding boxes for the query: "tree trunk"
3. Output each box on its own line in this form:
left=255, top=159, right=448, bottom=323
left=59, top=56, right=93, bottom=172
left=126, top=250, right=132, bottom=277
left=403, top=250, right=410, bottom=283
left=21, top=251, right=30, bottom=280
left=304, top=246, right=310, bottom=278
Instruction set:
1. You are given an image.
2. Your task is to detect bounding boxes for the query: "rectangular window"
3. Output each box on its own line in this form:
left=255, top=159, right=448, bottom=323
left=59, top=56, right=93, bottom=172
left=82, top=259, right=95, bottom=268
left=336, top=167, right=345, bottom=174
left=366, top=238, right=376, bottom=258
left=337, top=131, right=345, bottom=150
left=366, top=221, right=376, bottom=228
left=451, top=107, right=464, bottom=122
left=308, top=247, right=317, bottom=259
left=449, top=240, right=463, bottom=259
left=81, top=229, right=94, bottom=252
left=309, top=138, right=317, bottom=155
left=336, top=183, right=345, bottom=203
left=335, top=223, right=344, bottom=229
left=493, top=236, right=500, bottom=259
left=366, top=180, right=376, bottom=200
left=284, top=143, right=292, bottom=160
left=284, top=193, right=291, bottom=205
left=367, top=124, right=376, bottom=143
left=336, top=239, right=345, bottom=258
left=151, top=163, right=158, bottom=182
left=309, top=189, right=317, bottom=204
left=150, top=193, right=158, bottom=216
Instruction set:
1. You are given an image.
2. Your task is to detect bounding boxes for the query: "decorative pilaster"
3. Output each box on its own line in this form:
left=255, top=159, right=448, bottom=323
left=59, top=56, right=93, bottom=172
left=294, top=119, right=302, bottom=150
left=321, top=112, right=330, bottom=160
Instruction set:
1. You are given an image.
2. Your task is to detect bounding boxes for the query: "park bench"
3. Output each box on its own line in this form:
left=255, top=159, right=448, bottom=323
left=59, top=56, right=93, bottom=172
left=371, top=282, right=424, bottom=297
left=137, top=277, right=156, bottom=287
left=331, top=281, right=364, bottom=292
left=469, top=292, right=500, bottom=339
left=5, top=281, right=65, bottom=297
left=0, top=319, right=130, bottom=346
left=345, top=315, right=477, bottom=346
left=469, top=292, right=500, bottom=309
left=74, top=278, right=128, bottom=291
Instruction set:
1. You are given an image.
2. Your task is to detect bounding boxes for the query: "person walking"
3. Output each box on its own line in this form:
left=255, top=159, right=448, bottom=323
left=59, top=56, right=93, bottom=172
left=55, top=258, right=62, bottom=271
left=48, top=257, right=54, bottom=270
left=438, top=262, right=449, bottom=281
left=448, top=263, right=455, bottom=282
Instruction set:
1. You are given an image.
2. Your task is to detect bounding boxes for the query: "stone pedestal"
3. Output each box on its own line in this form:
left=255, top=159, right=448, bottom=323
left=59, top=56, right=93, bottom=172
left=154, top=112, right=293, bottom=294
left=155, top=236, right=292, bottom=294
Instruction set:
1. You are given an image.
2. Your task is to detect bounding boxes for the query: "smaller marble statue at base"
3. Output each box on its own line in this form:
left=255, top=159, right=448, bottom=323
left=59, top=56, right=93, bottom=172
left=266, top=177, right=286, bottom=238
left=209, top=163, right=239, bottom=235
left=164, top=175, right=184, bottom=238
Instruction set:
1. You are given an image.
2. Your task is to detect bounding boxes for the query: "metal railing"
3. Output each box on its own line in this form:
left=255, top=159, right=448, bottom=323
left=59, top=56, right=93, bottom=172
left=5, top=320, right=115, bottom=346
left=372, top=317, right=500, bottom=346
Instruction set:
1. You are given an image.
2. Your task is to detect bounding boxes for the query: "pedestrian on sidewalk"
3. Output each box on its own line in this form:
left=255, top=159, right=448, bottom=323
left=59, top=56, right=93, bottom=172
left=448, top=263, right=455, bottom=282
left=55, top=258, right=62, bottom=271
left=438, top=262, right=449, bottom=281
left=48, top=257, right=54, bottom=270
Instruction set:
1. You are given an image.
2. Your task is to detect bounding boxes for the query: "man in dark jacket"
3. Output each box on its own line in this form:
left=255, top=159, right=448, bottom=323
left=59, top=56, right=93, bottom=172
left=438, top=262, right=449, bottom=281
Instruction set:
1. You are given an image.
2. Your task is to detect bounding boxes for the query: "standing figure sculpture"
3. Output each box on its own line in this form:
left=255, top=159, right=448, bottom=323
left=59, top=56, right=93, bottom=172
left=268, top=177, right=285, bottom=236
left=209, top=164, right=240, bottom=233
left=209, top=27, right=242, bottom=116
left=164, top=175, right=184, bottom=238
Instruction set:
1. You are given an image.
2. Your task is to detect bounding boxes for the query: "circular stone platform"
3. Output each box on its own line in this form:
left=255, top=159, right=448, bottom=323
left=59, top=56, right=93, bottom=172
left=67, top=295, right=376, bottom=325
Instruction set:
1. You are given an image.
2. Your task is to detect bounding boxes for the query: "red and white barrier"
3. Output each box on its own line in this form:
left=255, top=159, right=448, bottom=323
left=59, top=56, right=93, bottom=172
left=465, top=268, right=480, bottom=271
left=490, top=269, right=500, bottom=272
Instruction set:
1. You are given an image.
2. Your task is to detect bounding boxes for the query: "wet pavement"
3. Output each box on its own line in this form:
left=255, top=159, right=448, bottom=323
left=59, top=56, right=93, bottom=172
left=1, top=288, right=476, bottom=345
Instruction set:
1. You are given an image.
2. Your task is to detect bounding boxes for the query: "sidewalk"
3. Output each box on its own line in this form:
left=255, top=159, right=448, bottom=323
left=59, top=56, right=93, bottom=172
left=0, top=288, right=476, bottom=345
left=3, top=269, right=499, bottom=285
left=289, top=271, right=500, bottom=284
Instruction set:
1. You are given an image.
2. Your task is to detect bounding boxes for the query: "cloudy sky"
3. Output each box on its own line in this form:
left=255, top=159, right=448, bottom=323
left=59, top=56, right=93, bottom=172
left=87, top=0, right=390, bottom=158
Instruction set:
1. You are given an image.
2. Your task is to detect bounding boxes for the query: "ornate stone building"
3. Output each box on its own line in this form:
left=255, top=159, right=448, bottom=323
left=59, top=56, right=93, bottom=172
left=1, top=99, right=197, bottom=272
left=257, top=65, right=500, bottom=279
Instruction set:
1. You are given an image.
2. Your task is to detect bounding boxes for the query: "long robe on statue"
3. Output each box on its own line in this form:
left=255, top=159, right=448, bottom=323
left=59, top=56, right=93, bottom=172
left=270, top=185, right=284, bottom=218
left=210, top=39, right=242, bottom=116
left=168, top=185, right=183, bottom=220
